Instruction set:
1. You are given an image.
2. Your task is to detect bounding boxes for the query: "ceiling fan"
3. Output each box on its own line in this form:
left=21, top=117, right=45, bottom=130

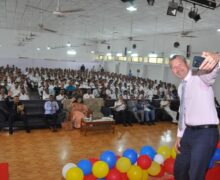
left=39, top=24, right=57, bottom=33
left=26, top=0, right=84, bottom=17
left=127, top=21, right=144, bottom=42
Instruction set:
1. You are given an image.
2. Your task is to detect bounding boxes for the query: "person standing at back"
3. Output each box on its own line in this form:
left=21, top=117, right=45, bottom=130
left=169, top=52, right=220, bottom=180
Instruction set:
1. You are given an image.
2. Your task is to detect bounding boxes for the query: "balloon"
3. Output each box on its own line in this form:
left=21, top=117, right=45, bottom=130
left=211, top=149, right=220, bottom=161
left=66, top=167, right=84, bottom=180
left=89, top=158, right=99, bottom=165
left=122, top=148, right=138, bottom=164
left=127, top=165, right=143, bottom=180
left=116, top=157, right=131, bottom=173
left=140, top=146, right=156, bottom=160
left=137, top=155, right=152, bottom=169
left=84, top=174, right=96, bottom=180
left=154, top=154, right=165, bottom=165
left=209, top=160, right=214, bottom=169
left=120, top=173, right=128, bottom=180
left=157, top=146, right=171, bottom=160
left=106, top=168, right=122, bottom=180
left=92, top=161, right=109, bottom=178
left=155, top=165, right=165, bottom=177
left=77, top=159, right=92, bottom=176
left=142, top=170, right=149, bottom=180
left=62, top=163, right=76, bottom=178
left=206, top=166, right=220, bottom=180
left=171, top=146, right=176, bottom=159
left=216, top=140, right=220, bottom=148
left=147, top=161, right=161, bottom=176
left=164, top=158, right=175, bottom=174
left=100, top=150, right=117, bottom=169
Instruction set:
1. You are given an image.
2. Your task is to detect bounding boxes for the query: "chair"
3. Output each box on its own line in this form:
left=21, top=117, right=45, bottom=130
left=83, top=98, right=104, bottom=119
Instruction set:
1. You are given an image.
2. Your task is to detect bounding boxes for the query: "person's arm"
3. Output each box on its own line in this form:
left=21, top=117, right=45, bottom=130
left=198, top=52, right=220, bottom=86
left=55, top=101, right=59, bottom=111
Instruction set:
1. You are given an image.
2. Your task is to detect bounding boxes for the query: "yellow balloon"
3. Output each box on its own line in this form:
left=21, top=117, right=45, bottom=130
left=157, top=145, right=171, bottom=159
left=147, top=161, right=161, bottom=176
left=142, top=170, right=149, bottom=180
left=171, top=146, right=176, bottom=159
left=92, top=161, right=109, bottom=178
left=116, top=157, right=131, bottom=173
left=127, top=165, right=143, bottom=180
left=66, top=167, right=84, bottom=180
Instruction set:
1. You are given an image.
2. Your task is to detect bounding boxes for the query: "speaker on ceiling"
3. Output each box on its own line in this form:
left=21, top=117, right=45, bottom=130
left=107, top=45, right=111, bottom=50
left=173, top=41, right=180, bottom=48
left=132, top=44, right=137, bottom=49
left=186, top=45, right=191, bottom=58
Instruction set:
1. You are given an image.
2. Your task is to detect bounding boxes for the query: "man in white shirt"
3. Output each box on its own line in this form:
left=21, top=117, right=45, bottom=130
left=44, top=95, right=59, bottom=132
left=19, top=88, right=30, bottom=101
left=83, top=90, right=95, bottom=100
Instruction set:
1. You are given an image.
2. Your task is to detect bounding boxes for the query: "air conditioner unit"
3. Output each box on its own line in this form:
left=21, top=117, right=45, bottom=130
left=183, top=0, right=216, bottom=9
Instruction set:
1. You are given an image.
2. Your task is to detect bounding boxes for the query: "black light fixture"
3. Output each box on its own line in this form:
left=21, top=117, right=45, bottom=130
left=188, top=4, right=201, bottom=22
left=107, top=45, right=111, bottom=50
left=132, top=44, right=137, bottom=49
left=167, top=0, right=178, bottom=16
left=177, top=0, right=184, bottom=12
left=147, top=0, right=155, bottom=6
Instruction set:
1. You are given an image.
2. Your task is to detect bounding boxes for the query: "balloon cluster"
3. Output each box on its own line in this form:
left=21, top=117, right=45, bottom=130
left=62, top=145, right=177, bottom=180
left=209, top=140, right=220, bottom=168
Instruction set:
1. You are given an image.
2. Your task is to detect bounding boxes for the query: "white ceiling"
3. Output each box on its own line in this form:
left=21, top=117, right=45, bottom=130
left=0, top=0, right=220, bottom=47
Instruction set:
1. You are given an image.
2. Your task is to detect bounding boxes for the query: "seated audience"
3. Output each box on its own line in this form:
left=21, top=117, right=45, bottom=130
left=6, top=95, right=30, bottom=134
left=160, top=96, right=178, bottom=123
left=83, top=89, right=95, bottom=100
left=112, top=95, right=132, bottom=126
left=44, top=95, right=59, bottom=132
left=68, top=97, right=90, bottom=129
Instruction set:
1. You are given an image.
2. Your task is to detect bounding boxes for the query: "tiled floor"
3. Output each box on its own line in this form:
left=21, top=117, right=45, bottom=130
left=0, top=122, right=178, bottom=180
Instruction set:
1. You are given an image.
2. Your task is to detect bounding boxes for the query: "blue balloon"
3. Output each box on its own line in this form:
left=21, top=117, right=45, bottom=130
left=122, top=148, right=138, bottom=164
left=211, top=149, right=220, bottom=161
left=209, top=160, right=214, bottom=169
left=100, top=150, right=116, bottom=169
left=77, top=159, right=92, bottom=175
left=140, top=146, right=156, bottom=160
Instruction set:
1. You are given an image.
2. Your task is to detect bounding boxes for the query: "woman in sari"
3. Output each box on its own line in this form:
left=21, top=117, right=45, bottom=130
left=68, top=97, right=89, bottom=128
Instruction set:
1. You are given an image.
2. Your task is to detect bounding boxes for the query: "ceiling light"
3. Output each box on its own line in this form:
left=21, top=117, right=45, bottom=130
left=127, top=50, right=132, bottom=54
left=126, top=4, right=137, bottom=12
left=177, top=0, right=184, bottom=12
left=147, top=0, right=155, bottom=6
left=116, top=53, right=123, bottom=57
left=148, top=53, right=158, bottom=58
left=106, top=53, right=112, bottom=56
left=167, top=0, right=178, bottom=16
left=131, top=53, right=138, bottom=57
left=217, top=29, right=220, bottom=32
left=91, top=51, right=95, bottom=54
left=188, top=5, right=201, bottom=22
left=36, top=48, right=40, bottom=51
left=66, top=42, right=71, bottom=47
left=67, top=50, right=76, bottom=55
left=47, top=46, right=51, bottom=50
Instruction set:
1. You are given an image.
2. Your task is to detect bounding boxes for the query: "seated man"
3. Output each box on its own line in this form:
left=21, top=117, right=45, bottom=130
left=6, top=95, right=30, bottom=134
left=44, top=95, right=59, bottom=132
left=140, top=99, right=156, bottom=125
left=127, top=96, right=144, bottom=124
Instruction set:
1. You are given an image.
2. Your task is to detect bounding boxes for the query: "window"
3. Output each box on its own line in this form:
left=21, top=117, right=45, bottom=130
left=148, top=57, right=157, bottom=63
left=157, top=58, right=163, bottom=64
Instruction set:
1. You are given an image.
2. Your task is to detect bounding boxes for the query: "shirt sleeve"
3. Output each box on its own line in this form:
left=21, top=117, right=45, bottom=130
left=199, top=64, right=220, bottom=86
left=177, top=124, right=186, bottom=138
left=55, top=102, right=59, bottom=111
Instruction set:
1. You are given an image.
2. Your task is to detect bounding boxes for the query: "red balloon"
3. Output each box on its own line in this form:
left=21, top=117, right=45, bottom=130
left=120, top=173, right=128, bottom=180
left=206, top=166, right=220, bottom=180
left=155, top=165, right=165, bottom=177
left=137, top=155, right=152, bottom=170
left=164, top=177, right=175, bottom=180
left=106, top=168, right=122, bottom=180
left=89, top=158, right=99, bottom=165
left=116, top=155, right=121, bottom=160
left=84, top=174, right=96, bottom=180
left=164, top=158, right=175, bottom=174
left=216, top=140, right=220, bottom=148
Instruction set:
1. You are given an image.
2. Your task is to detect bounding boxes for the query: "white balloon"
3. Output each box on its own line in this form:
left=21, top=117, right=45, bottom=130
left=62, top=163, right=76, bottom=178
left=153, top=154, right=165, bottom=165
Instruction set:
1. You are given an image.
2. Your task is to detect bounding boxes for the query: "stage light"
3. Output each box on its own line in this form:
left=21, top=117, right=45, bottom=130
left=147, top=0, right=155, bottom=6
left=188, top=5, right=201, bottom=22
left=167, top=0, right=178, bottom=16
left=177, top=0, right=184, bottom=12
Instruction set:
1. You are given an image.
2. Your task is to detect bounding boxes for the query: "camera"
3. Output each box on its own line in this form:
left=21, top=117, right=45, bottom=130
left=192, top=56, right=205, bottom=68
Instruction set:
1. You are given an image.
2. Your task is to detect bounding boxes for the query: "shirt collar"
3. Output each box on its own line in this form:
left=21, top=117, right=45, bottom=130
left=183, top=70, right=191, bottom=82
